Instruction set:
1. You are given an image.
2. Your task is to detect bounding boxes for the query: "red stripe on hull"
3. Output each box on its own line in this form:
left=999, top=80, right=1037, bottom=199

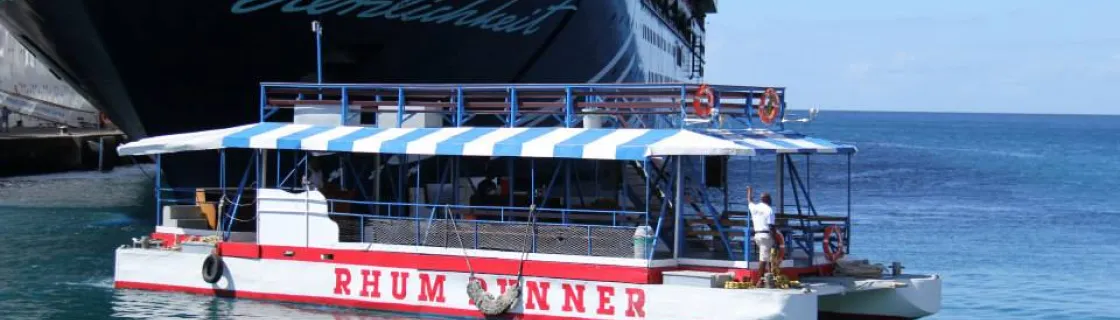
left=115, top=281, right=588, bottom=320
left=219, top=242, right=261, bottom=259
left=150, top=233, right=832, bottom=284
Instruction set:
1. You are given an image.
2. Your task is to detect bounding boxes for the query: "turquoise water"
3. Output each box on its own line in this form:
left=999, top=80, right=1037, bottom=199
left=1, top=111, right=1119, bottom=319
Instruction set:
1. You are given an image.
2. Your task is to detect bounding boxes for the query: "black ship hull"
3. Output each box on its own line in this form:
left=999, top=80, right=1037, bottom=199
left=0, top=0, right=704, bottom=188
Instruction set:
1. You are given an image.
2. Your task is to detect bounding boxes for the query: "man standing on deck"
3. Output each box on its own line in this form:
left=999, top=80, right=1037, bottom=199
left=747, top=186, right=777, bottom=274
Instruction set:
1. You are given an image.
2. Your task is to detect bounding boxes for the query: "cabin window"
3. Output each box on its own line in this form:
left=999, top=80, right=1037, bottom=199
left=675, top=46, right=683, bottom=67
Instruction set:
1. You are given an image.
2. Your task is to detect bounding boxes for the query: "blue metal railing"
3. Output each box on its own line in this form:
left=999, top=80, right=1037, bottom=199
left=258, top=82, right=788, bottom=130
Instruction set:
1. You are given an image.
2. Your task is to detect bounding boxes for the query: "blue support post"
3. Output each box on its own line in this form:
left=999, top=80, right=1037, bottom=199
left=259, top=85, right=266, bottom=122
left=224, top=152, right=257, bottom=240
left=846, top=153, right=852, bottom=254
left=806, top=154, right=811, bottom=200
left=530, top=159, right=536, bottom=206
left=778, top=89, right=786, bottom=131
left=313, top=21, right=323, bottom=99
left=672, top=156, right=683, bottom=259
left=745, top=203, right=752, bottom=264
left=679, top=86, right=687, bottom=128
left=644, top=158, right=650, bottom=226
left=564, top=87, right=573, bottom=127
left=455, top=87, right=464, bottom=127
left=340, top=87, right=349, bottom=125
left=219, top=150, right=227, bottom=233
left=509, top=87, right=519, bottom=127
left=397, top=87, right=405, bottom=127
left=275, top=150, right=281, bottom=188
left=155, top=155, right=162, bottom=225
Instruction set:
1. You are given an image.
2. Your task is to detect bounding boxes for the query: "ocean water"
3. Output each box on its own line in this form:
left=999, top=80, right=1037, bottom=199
left=1, top=111, right=1119, bottom=319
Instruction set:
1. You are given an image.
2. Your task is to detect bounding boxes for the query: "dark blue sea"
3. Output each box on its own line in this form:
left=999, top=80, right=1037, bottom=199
left=1, top=111, right=1118, bottom=319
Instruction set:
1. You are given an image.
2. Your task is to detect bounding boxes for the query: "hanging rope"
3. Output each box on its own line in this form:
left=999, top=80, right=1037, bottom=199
left=447, top=204, right=538, bottom=316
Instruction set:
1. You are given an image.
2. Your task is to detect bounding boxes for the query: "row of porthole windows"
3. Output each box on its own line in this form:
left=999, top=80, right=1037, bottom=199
left=642, top=24, right=686, bottom=68
left=641, top=25, right=672, bottom=54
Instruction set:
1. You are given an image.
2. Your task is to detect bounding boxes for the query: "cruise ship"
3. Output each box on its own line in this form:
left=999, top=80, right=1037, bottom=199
left=0, top=24, right=95, bottom=127
left=0, top=0, right=716, bottom=186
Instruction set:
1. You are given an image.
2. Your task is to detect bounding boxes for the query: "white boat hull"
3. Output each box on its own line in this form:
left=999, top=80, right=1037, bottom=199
left=115, top=247, right=940, bottom=319
left=116, top=248, right=820, bottom=319
left=817, top=275, right=942, bottom=319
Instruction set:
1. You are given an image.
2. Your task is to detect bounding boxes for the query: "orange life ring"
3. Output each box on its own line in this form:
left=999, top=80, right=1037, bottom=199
left=692, top=84, right=715, bottom=117
left=757, top=88, right=781, bottom=125
left=823, top=225, right=846, bottom=262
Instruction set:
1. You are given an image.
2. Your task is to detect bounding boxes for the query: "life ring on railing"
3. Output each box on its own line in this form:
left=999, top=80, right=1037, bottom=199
left=823, top=225, right=846, bottom=262
left=202, top=250, right=224, bottom=284
left=692, top=84, right=716, bottom=117
left=757, top=88, right=782, bottom=125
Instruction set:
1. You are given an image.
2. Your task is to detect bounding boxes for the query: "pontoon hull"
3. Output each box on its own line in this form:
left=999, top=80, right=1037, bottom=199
left=114, top=246, right=941, bottom=319
left=115, top=248, right=818, bottom=319
left=818, top=275, right=942, bottom=319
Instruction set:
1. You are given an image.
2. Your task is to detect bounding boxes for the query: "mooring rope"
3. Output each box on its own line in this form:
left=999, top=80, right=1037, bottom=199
left=447, top=204, right=538, bottom=316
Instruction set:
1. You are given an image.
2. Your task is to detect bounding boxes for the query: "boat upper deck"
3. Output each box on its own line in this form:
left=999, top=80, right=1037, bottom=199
left=124, top=82, right=855, bottom=158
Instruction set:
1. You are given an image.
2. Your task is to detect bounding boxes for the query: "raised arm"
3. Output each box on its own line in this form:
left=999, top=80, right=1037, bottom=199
left=746, top=186, right=756, bottom=204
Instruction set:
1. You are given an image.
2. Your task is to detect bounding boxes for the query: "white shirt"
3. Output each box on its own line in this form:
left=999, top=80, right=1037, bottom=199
left=749, top=202, right=775, bottom=232
left=303, top=170, right=324, bottom=190
left=303, top=168, right=343, bottom=190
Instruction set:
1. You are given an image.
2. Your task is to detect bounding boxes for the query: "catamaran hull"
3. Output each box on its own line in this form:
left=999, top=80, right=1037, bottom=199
left=818, top=275, right=942, bottom=319
left=114, top=247, right=939, bottom=319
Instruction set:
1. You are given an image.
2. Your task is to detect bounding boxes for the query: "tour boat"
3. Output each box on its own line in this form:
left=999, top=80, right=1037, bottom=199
left=114, top=82, right=941, bottom=319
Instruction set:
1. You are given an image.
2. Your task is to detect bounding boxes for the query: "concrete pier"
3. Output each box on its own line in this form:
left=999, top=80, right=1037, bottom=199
left=0, top=127, right=126, bottom=177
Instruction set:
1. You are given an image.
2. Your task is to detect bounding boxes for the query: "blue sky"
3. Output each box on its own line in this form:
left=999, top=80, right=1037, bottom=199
left=705, top=0, right=1120, bottom=115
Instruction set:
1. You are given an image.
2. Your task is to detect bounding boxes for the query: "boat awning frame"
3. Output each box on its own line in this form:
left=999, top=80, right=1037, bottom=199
left=117, top=122, right=855, bottom=160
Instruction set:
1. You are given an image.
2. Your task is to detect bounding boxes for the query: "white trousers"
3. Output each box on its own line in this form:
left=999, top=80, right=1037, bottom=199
left=753, top=233, right=774, bottom=262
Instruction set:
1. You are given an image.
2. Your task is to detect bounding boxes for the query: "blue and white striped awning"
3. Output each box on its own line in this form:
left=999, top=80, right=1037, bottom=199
left=117, top=123, right=855, bottom=159
left=699, top=129, right=857, bottom=155
left=118, top=122, right=755, bottom=160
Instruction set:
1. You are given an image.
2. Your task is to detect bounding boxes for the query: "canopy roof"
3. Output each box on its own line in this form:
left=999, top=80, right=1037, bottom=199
left=118, top=122, right=855, bottom=160
left=700, top=129, right=857, bottom=155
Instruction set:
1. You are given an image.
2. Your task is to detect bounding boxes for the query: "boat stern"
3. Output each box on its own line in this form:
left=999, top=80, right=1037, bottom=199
left=815, top=274, right=942, bottom=319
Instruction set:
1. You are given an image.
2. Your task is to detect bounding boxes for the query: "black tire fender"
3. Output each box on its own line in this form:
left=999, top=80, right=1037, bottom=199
left=202, top=254, right=224, bottom=284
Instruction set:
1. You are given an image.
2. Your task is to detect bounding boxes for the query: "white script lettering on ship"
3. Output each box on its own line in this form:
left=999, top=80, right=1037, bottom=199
left=231, top=0, right=578, bottom=36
